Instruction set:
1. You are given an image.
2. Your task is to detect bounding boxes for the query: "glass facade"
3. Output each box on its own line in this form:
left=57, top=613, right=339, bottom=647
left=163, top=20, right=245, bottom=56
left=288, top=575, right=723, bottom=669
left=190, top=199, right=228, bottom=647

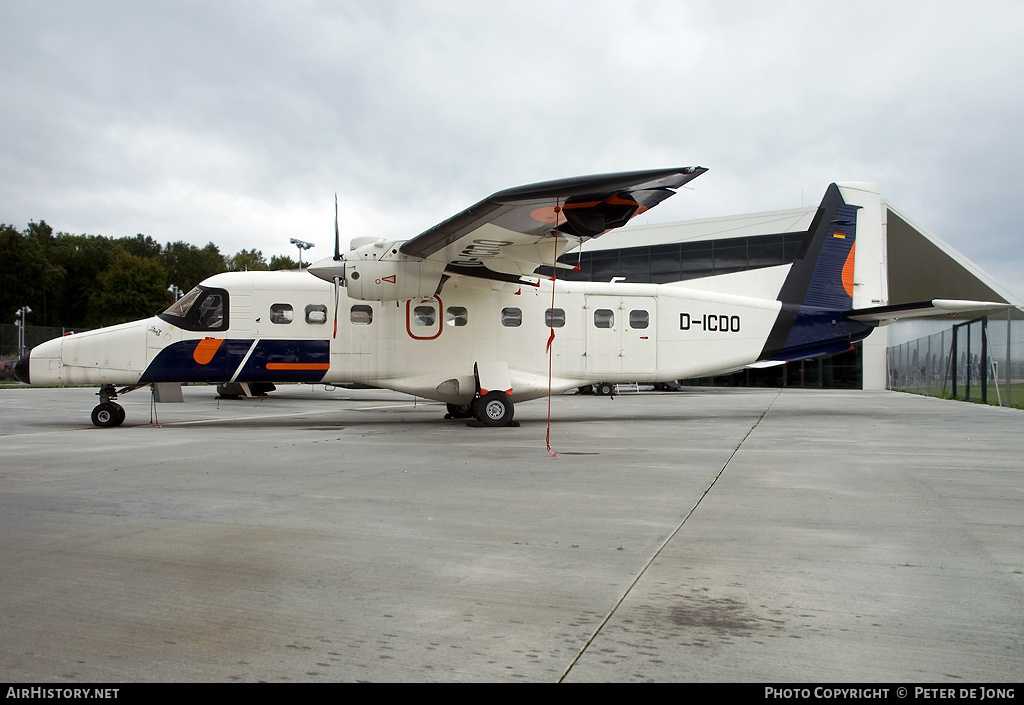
left=540, top=232, right=810, bottom=284
left=888, top=314, right=1024, bottom=408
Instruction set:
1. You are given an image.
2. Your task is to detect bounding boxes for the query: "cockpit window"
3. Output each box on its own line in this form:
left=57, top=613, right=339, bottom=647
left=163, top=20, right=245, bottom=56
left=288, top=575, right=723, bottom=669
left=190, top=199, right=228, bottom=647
left=198, top=294, right=225, bottom=328
left=158, top=285, right=230, bottom=332
left=163, top=286, right=203, bottom=319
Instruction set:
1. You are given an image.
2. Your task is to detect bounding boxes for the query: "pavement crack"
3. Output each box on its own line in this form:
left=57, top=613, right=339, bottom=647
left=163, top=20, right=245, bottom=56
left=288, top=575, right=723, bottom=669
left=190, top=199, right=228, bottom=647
left=557, top=388, right=782, bottom=682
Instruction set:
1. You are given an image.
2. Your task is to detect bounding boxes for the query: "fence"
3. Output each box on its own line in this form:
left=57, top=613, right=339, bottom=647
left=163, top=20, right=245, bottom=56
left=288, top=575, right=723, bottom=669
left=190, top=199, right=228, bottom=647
left=0, top=323, right=82, bottom=359
left=887, top=313, right=1024, bottom=408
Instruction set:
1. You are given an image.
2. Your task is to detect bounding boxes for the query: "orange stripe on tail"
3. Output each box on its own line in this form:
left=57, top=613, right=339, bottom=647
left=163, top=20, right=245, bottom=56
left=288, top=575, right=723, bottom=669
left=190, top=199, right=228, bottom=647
left=842, top=242, right=856, bottom=298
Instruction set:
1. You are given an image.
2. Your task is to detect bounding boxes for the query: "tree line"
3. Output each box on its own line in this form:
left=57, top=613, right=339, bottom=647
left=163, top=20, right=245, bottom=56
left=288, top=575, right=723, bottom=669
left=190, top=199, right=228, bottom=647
left=1, top=221, right=301, bottom=329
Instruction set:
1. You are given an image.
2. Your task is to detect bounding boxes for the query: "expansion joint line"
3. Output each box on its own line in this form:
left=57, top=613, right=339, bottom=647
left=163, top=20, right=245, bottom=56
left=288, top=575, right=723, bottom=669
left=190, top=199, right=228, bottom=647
left=557, top=387, right=784, bottom=682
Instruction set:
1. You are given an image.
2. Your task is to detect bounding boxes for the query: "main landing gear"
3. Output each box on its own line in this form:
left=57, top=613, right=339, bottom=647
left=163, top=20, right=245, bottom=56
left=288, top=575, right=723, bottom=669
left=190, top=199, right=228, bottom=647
left=445, top=393, right=516, bottom=427
left=446, top=402, right=475, bottom=419
left=443, top=362, right=518, bottom=427
left=475, top=391, right=514, bottom=426
left=90, top=384, right=140, bottom=427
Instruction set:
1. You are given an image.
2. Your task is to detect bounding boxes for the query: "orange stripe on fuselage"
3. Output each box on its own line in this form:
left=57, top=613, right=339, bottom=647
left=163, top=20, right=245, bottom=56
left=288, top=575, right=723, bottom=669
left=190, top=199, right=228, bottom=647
left=842, top=242, right=856, bottom=298
left=265, top=362, right=331, bottom=371
left=192, top=337, right=223, bottom=365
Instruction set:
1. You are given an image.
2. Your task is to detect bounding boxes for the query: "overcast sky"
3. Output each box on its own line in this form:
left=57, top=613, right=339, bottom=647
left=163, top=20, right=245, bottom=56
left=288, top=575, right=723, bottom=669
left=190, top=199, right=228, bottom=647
left=2, top=1, right=1022, bottom=299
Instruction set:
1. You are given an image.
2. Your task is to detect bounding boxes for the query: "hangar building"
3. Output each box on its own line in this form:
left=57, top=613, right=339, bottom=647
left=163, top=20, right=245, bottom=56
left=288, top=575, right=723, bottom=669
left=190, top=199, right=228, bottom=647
left=539, top=183, right=1023, bottom=391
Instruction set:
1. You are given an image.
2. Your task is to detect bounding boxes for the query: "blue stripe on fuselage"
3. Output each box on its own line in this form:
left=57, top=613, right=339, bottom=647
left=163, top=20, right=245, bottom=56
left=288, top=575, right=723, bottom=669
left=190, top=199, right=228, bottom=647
left=139, top=339, right=254, bottom=384
left=139, top=338, right=331, bottom=384
left=236, top=339, right=331, bottom=383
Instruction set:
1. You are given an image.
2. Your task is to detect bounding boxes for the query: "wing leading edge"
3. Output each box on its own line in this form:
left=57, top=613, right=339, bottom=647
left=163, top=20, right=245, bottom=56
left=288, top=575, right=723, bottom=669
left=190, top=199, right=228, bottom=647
left=399, top=167, right=707, bottom=277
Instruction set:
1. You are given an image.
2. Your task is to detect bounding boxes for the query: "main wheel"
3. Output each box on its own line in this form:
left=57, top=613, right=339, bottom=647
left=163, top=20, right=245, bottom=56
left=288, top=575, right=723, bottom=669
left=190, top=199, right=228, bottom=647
left=446, top=402, right=475, bottom=419
left=91, top=402, right=121, bottom=428
left=113, top=403, right=126, bottom=426
left=474, top=392, right=514, bottom=426
left=596, top=382, right=614, bottom=396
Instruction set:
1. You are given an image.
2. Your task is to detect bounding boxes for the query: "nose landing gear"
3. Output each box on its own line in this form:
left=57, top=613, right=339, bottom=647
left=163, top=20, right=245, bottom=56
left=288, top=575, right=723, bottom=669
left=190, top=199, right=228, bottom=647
left=90, top=384, right=137, bottom=427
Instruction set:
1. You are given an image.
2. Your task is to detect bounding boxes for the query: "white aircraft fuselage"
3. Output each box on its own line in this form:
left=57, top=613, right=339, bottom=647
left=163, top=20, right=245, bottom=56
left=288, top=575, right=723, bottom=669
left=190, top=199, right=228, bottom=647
left=20, top=267, right=796, bottom=403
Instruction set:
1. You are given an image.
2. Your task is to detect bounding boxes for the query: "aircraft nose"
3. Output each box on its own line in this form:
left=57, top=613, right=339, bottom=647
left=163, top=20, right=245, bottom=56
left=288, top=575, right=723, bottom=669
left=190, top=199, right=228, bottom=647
left=14, top=351, right=30, bottom=384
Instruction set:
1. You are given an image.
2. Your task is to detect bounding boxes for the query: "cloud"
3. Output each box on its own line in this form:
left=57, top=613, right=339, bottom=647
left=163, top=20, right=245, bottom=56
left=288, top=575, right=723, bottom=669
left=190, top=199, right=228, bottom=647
left=1, top=0, right=1022, bottom=298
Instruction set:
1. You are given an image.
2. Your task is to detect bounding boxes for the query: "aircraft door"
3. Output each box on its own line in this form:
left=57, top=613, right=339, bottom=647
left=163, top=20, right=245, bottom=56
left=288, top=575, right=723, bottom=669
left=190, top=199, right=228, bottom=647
left=406, top=298, right=442, bottom=340
left=585, top=295, right=657, bottom=376
left=621, top=296, right=657, bottom=375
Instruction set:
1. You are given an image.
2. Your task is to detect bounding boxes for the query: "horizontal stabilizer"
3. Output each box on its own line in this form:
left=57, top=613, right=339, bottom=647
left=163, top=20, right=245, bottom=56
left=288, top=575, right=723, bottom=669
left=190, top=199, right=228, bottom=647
left=746, top=360, right=786, bottom=369
left=845, top=299, right=1011, bottom=323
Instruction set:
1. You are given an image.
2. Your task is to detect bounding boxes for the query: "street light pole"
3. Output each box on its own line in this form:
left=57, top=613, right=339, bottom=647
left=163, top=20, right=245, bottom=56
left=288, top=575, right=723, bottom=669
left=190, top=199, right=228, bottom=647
left=290, top=238, right=315, bottom=268
left=16, top=305, right=31, bottom=358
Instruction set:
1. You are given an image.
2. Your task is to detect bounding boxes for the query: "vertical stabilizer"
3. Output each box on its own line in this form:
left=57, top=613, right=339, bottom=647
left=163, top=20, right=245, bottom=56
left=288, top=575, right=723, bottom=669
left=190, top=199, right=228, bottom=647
left=759, top=184, right=873, bottom=361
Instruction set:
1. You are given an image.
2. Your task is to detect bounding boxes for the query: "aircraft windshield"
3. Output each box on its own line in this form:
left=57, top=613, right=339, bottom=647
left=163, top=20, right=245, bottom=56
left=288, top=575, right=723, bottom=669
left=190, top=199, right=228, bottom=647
left=162, top=286, right=203, bottom=319
left=158, top=285, right=229, bottom=332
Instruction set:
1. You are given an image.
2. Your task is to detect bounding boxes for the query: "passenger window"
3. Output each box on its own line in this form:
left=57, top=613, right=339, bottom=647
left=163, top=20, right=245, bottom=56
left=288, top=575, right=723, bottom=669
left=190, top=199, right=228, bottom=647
left=413, top=305, right=436, bottom=326
left=305, top=304, right=327, bottom=324
left=501, top=307, right=522, bottom=327
left=545, top=308, right=565, bottom=328
left=270, top=303, right=293, bottom=324
left=594, top=309, right=614, bottom=328
left=629, top=309, right=649, bottom=329
left=350, top=305, right=373, bottom=325
left=446, top=306, right=468, bottom=326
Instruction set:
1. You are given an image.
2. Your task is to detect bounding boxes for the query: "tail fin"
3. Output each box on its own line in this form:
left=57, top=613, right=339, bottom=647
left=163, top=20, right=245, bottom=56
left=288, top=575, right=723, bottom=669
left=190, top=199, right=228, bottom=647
left=759, top=184, right=871, bottom=361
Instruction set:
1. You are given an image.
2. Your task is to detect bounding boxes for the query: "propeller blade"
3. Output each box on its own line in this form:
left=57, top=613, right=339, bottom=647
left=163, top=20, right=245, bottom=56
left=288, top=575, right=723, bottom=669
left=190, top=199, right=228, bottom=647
left=334, top=193, right=341, bottom=261
left=333, top=275, right=340, bottom=339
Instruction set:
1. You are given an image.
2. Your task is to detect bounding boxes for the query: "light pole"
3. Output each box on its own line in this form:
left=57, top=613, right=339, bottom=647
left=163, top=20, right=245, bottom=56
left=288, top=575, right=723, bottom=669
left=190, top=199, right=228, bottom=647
left=290, top=238, right=315, bottom=268
left=167, top=284, right=183, bottom=300
left=15, top=306, right=31, bottom=358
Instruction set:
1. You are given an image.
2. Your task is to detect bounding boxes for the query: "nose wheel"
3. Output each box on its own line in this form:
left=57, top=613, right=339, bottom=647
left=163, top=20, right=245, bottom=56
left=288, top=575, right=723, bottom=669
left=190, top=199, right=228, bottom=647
left=91, top=402, right=125, bottom=427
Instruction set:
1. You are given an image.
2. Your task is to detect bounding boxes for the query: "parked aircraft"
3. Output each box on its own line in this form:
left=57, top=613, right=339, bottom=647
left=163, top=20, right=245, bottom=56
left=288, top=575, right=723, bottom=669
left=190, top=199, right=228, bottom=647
left=13, top=167, right=1007, bottom=427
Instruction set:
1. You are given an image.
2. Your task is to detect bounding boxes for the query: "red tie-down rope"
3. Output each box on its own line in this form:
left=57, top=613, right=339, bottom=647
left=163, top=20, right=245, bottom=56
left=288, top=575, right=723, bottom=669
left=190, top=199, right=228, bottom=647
left=545, top=205, right=562, bottom=457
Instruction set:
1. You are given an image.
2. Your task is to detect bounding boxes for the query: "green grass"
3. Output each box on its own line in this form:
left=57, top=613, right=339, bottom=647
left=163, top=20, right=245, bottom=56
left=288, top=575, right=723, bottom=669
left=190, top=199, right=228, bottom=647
left=895, top=383, right=1024, bottom=409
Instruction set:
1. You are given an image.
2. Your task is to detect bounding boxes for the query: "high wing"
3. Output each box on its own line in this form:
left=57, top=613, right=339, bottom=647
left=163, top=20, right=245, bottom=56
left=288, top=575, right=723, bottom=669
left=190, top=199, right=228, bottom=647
left=399, top=167, right=707, bottom=278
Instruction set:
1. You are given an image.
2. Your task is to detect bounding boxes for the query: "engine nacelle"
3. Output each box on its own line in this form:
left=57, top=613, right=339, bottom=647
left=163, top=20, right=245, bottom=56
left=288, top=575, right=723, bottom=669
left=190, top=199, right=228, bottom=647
left=345, top=257, right=447, bottom=302
left=309, top=239, right=448, bottom=302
